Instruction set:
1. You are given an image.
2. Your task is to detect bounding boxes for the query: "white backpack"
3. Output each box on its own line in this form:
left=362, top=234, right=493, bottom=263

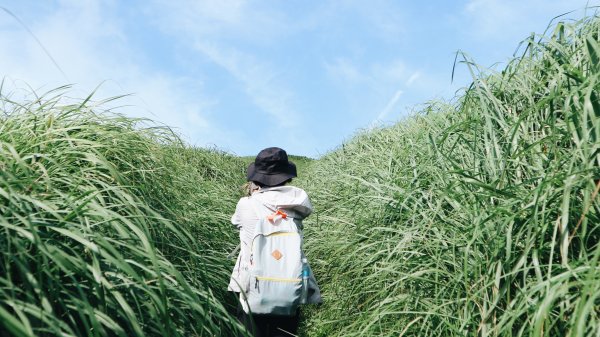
left=240, top=200, right=304, bottom=315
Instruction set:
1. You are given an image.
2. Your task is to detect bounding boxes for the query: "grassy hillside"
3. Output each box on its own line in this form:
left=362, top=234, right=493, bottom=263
left=2, top=11, right=600, bottom=337
left=299, top=15, right=600, bottom=336
left=0, top=89, right=247, bottom=337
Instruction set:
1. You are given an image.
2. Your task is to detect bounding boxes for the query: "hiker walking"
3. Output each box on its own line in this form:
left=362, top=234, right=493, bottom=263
left=228, top=147, right=322, bottom=337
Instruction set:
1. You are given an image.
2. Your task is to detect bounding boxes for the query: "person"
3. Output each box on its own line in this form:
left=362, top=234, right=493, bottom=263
left=228, top=147, right=322, bottom=337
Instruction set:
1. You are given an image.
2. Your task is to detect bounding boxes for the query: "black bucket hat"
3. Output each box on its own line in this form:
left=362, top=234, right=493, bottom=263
left=247, top=147, right=297, bottom=187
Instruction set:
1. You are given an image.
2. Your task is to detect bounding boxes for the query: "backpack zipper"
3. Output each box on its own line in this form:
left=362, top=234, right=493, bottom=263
left=267, top=232, right=298, bottom=237
left=249, top=231, right=299, bottom=264
left=254, top=276, right=301, bottom=294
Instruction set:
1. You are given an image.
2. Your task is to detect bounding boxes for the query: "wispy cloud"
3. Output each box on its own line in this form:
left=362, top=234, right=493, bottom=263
left=326, top=58, right=417, bottom=88
left=370, top=89, right=403, bottom=128
left=463, top=0, right=599, bottom=41
left=148, top=0, right=300, bottom=129
left=324, top=58, right=364, bottom=84
left=324, top=56, right=421, bottom=123
left=0, top=0, right=223, bottom=147
left=149, top=0, right=287, bottom=42
left=305, top=0, right=408, bottom=44
left=194, top=42, right=297, bottom=127
left=406, top=72, right=420, bottom=86
left=6, top=0, right=589, bottom=158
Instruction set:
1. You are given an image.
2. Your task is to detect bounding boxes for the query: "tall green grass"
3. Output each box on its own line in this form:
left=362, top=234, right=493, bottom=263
left=300, top=14, right=600, bottom=336
left=3, top=10, right=600, bottom=337
left=0, top=87, right=247, bottom=336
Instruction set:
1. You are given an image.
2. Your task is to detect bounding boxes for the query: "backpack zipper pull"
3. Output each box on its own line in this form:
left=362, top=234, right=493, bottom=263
left=267, top=209, right=288, bottom=222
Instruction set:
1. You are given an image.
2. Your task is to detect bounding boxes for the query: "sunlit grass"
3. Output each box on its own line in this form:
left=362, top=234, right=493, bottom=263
left=300, top=14, right=600, bottom=337
left=2, top=9, right=600, bottom=337
left=0, top=87, right=247, bottom=337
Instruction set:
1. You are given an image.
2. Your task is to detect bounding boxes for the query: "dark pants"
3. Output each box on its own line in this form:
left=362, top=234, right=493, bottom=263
left=237, top=304, right=300, bottom=337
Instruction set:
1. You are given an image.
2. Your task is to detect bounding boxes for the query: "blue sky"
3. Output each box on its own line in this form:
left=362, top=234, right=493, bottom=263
left=1, top=1, right=598, bottom=157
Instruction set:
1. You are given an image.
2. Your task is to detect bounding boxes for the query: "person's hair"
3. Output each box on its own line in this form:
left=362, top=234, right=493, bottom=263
left=243, top=179, right=292, bottom=196
left=243, top=181, right=261, bottom=196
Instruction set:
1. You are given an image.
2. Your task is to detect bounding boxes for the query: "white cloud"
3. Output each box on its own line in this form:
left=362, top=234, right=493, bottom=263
left=324, top=56, right=422, bottom=98
left=323, top=56, right=426, bottom=124
left=309, top=0, right=408, bottom=43
left=405, top=72, right=420, bottom=86
left=148, top=0, right=300, bottom=129
left=463, top=0, right=600, bottom=41
left=371, top=59, right=408, bottom=84
left=149, top=0, right=287, bottom=42
left=326, top=58, right=415, bottom=88
left=370, top=89, right=403, bottom=128
left=148, top=0, right=246, bottom=37
left=324, top=58, right=364, bottom=84
left=356, top=0, right=407, bottom=41
left=0, top=0, right=226, bottom=148
left=194, top=42, right=297, bottom=127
